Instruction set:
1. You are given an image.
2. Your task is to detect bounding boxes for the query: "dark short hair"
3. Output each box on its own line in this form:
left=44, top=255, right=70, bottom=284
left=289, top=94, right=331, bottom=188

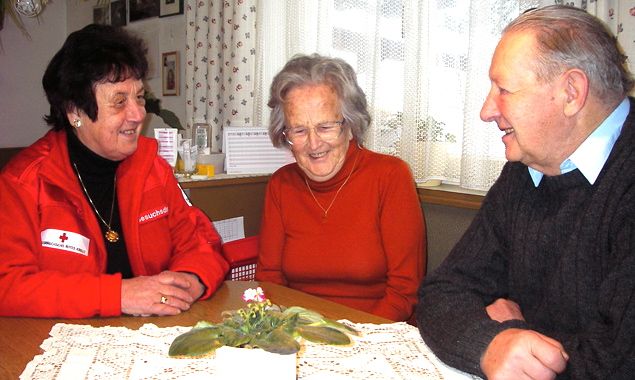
left=42, top=24, right=148, bottom=131
left=506, top=5, right=634, bottom=102
left=267, top=54, right=371, bottom=148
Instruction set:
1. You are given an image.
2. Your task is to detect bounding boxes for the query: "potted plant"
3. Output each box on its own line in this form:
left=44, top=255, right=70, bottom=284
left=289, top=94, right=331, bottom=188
left=144, top=91, right=184, bottom=130
left=169, top=287, right=359, bottom=377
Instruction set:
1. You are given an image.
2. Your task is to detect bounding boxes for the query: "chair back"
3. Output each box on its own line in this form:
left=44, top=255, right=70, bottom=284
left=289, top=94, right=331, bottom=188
left=221, top=235, right=259, bottom=281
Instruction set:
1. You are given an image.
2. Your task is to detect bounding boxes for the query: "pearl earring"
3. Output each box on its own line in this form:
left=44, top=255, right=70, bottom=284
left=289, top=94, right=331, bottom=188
left=72, top=119, right=82, bottom=128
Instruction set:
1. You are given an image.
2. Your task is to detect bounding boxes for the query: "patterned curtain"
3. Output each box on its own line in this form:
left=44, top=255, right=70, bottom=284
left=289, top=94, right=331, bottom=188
left=539, top=1, right=635, bottom=85
left=184, top=0, right=257, bottom=152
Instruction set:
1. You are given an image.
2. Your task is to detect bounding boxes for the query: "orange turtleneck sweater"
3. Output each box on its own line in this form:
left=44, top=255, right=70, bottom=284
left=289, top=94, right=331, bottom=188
left=256, top=142, right=426, bottom=321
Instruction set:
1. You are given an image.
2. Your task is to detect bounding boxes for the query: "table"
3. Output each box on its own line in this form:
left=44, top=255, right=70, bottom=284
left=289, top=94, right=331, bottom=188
left=0, top=281, right=391, bottom=379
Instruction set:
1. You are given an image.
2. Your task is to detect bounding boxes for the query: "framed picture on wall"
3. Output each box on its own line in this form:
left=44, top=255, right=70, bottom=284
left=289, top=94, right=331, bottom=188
left=160, top=0, right=184, bottom=17
left=110, top=0, right=127, bottom=27
left=93, top=5, right=110, bottom=25
left=162, top=51, right=179, bottom=96
left=129, top=0, right=159, bottom=22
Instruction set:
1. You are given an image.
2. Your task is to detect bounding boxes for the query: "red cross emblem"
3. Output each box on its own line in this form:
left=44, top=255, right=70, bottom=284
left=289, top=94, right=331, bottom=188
left=59, top=233, right=68, bottom=243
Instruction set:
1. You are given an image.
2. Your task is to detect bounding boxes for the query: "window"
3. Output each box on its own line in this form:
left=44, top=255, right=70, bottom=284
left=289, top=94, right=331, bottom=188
left=187, top=0, right=633, bottom=191
left=254, top=0, right=541, bottom=191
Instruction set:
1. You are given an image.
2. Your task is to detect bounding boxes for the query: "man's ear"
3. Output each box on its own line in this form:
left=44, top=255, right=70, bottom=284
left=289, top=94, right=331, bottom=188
left=562, top=68, right=588, bottom=117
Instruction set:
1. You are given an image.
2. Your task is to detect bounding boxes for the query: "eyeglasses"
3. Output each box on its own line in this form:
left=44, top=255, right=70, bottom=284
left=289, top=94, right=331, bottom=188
left=283, top=119, right=345, bottom=145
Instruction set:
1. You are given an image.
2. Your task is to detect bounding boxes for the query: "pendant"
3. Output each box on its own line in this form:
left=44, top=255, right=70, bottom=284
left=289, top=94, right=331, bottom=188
left=105, top=229, right=120, bottom=243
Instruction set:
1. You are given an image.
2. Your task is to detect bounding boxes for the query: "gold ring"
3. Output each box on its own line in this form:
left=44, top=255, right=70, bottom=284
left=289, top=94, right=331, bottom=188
left=160, top=295, right=168, bottom=304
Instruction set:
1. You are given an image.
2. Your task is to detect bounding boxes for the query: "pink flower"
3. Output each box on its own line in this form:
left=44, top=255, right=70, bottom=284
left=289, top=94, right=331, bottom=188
left=242, top=287, right=266, bottom=302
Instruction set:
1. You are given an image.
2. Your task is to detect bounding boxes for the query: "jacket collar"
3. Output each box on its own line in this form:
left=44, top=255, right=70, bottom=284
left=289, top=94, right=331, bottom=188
left=36, top=130, right=157, bottom=197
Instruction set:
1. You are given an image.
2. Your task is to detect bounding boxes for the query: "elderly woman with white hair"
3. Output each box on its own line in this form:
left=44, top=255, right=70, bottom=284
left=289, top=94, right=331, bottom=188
left=256, top=54, right=426, bottom=322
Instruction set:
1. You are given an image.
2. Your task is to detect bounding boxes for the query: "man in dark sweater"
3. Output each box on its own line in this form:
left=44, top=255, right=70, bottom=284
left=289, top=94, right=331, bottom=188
left=417, top=5, right=634, bottom=380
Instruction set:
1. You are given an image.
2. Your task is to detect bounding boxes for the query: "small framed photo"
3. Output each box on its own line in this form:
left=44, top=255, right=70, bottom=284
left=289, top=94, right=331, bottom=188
left=160, top=0, right=184, bottom=17
left=93, top=4, right=110, bottom=25
left=110, top=0, right=127, bottom=27
left=162, top=51, right=179, bottom=96
left=130, top=0, right=159, bottom=22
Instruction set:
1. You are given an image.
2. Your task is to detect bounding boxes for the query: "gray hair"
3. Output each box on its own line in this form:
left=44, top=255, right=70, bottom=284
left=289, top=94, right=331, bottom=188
left=504, top=5, right=634, bottom=103
left=267, top=54, right=371, bottom=148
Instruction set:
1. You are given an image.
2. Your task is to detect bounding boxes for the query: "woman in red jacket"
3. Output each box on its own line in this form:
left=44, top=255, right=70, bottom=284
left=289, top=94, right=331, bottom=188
left=255, top=54, right=426, bottom=321
left=0, top=24, right=228, bottom=318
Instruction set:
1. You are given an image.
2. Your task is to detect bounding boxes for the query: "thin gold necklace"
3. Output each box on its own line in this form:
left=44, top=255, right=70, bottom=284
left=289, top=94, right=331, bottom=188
left=304, top=149, right=360, bottom=219
left=72, top=162, right=119, bottom=243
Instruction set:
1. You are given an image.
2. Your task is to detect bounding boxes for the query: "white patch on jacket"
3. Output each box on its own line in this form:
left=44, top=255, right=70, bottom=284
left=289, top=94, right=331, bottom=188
left=41, top=229, right=90, bottom=256
left=138, top=206, right=170, bottom=224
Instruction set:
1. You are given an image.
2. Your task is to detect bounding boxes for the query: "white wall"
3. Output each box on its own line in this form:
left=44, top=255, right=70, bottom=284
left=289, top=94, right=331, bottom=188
left=0, top=3, right=67, bottom=148
left=0, top=2, right=186, bottom=148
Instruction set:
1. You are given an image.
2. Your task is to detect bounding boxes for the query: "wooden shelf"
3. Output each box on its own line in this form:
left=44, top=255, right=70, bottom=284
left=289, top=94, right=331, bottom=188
left=179, top=174, right=484, bottom=210
left=417, top=186, right=484, bottom=210
left=178, top=174, right=271, bottom=189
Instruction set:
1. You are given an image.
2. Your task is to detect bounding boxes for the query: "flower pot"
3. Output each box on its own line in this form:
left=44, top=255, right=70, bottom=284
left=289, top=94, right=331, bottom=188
left=215, top=346, right=296, bottom=379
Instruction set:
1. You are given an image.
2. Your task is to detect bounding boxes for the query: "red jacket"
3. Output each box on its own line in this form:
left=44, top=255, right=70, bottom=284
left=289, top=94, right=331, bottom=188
left=0, top=130, right=228, bottom=318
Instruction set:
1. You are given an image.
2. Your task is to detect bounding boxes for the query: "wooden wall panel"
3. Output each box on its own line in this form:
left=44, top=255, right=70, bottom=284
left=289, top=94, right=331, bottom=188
left=183, top=177, right=269, bottom=237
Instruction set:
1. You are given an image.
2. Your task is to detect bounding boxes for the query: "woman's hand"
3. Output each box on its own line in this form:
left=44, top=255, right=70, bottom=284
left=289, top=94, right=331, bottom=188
left=120, top=271, right=205, bottom=316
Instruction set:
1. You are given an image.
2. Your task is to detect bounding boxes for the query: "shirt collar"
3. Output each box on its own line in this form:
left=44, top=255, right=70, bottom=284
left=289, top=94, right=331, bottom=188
left=528, top=98, right=629, bottom=186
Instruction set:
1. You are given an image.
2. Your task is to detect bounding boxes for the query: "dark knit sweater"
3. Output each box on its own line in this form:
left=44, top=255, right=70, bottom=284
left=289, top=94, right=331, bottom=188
left=417, top=97, right=635, bottom=380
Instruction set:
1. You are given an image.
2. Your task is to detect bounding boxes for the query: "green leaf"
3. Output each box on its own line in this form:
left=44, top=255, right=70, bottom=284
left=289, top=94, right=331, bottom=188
left=143, top=96, right=161, bottom=115
left=219, top=325, right=250, bottom=348
left=296, top=325, right=352, bottom=345
left=168, top=327, right=224, bottom=357
left=315, top=319, right=360, bottom=336
left=158, top=109, right=184, bottom=130
left=193, top=320, right=214, bottom=329
left=253, top=327, right=300, bottom=354
left=143, top=91, right=184, bottom=130
left=283, top=306, right=359, bottom=336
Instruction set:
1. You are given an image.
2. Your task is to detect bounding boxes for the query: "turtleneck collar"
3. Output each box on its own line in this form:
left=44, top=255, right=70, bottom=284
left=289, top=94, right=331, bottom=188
left=67, top=130, right=120, bottom=180
left=301, top=140, right=363, bottom=192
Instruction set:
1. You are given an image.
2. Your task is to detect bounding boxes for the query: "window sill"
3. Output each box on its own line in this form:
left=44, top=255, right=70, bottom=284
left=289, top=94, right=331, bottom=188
left=417, top=183, right=485, bottom=210
left=178, top=173, right=271, bottom=189
left=179, top=173, right=485, bottom=210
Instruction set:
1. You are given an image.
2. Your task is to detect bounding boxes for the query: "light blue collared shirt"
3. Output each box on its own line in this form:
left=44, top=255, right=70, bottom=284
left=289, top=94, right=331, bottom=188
left=528, top=98, right=630, bottom=187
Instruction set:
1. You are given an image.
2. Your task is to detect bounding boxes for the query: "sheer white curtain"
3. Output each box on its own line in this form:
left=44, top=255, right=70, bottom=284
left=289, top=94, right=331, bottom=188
left=187, top=1, right=633, bottom=190
left=184, top=0, right=257, bottom=152
left=254, top=0, right=541, bottom=191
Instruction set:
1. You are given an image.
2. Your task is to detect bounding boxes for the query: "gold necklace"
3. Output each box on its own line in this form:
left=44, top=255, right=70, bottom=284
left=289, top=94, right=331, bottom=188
left=72, top=162, right=119, bottom=243
left=304, top=150, right=360, bottom=219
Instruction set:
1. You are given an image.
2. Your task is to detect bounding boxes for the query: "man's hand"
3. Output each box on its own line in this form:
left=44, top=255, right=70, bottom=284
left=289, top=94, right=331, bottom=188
left=120, top=271, right=204, bottom=316
left=481, top=328, right=569, bottom=380
left=487, top=298, right=525, bottom=322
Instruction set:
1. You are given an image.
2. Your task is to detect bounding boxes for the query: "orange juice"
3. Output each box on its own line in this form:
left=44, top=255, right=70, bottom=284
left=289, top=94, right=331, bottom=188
left=196, top=163, right=215, bottom=177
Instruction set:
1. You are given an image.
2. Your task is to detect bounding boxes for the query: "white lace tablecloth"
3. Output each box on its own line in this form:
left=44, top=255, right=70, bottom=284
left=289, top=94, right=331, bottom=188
left=20, top=321, right=479, bottom=380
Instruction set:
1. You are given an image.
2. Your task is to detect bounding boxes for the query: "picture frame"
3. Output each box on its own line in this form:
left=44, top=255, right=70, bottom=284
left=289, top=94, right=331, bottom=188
left=93, top=4, right=110, bottom=25
left=129, top=0, right=159, bottom=22
left=110, top=0, right=127, bottom=27
left=160, top=0, right=184, bottom=17
left=162, top=51, right=179, bottom=96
